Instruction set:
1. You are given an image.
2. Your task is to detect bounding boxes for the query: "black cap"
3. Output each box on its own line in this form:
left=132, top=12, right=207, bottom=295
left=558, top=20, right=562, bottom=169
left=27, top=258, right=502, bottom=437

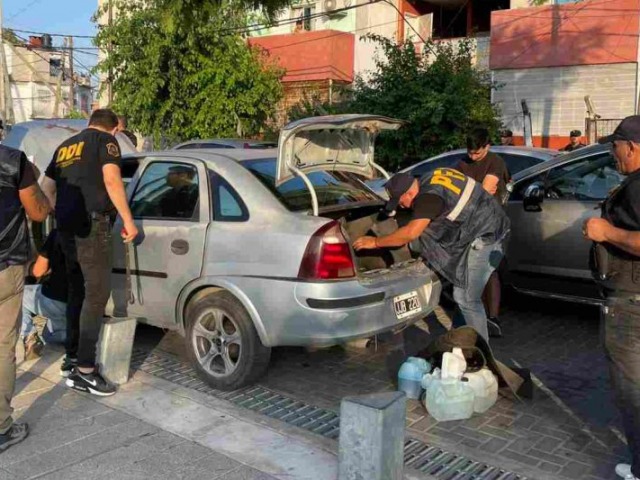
left=570, top=130, right=582, bottom=138
left=501, top=129, right=513, bottom=137
left=384, top=172, right=415, bottom=214
left=599, top=115, right=640, bottom=144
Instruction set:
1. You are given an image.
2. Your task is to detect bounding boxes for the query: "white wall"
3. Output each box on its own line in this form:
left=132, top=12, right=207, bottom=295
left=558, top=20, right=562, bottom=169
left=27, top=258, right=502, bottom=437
left=353, top=0, right=398, bottom=82
left=493, top=63, right=637, bottom=137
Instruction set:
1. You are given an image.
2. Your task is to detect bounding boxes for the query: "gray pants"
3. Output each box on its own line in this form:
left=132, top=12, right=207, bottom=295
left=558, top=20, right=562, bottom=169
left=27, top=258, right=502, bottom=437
left=603, top=296, right=640, bottom=477
left=0, top=265, right=25, bottom=434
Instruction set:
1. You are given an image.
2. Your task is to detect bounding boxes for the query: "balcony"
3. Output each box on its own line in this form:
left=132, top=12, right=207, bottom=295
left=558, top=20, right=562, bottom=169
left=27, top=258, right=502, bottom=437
left=249, top=30, right=355, bottom=83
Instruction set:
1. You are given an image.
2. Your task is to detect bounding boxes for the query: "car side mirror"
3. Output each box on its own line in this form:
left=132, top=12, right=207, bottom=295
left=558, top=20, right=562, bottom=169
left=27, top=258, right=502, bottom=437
left=523, top=182, right=544, bottom=212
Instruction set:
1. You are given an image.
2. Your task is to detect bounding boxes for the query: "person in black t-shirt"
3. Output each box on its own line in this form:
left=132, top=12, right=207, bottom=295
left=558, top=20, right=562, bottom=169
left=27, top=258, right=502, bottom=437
left=20, top=230, right=75, bottom=359
left=562, top=130, right=587, bottom=152
left=41, top=109, right=138, bottom=397
left=456, top=128, right=510, bottom=337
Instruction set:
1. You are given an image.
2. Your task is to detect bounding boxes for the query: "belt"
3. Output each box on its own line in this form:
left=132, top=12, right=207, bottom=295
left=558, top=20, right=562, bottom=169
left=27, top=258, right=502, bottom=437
left=89, top=211, right=113, bottom=221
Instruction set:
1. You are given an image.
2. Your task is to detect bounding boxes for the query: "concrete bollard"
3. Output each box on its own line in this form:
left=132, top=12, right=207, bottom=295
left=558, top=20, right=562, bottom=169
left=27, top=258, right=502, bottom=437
left=338, top=391, right=407, bottom=480
left=96, top=316, right=138, bottom=385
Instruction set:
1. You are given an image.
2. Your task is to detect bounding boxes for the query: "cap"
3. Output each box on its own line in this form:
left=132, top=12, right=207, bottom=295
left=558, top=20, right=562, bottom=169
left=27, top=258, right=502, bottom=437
left=500, top=129, right=513, bottom=137
left=570, top=130, right=582, bottom=138
left=384, top=172, right=415, bottom=214
left=599, top=115, right=640, bottom=144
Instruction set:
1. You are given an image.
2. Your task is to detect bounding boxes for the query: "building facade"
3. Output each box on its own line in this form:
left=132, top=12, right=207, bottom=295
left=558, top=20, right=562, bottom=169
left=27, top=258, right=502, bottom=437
left=5, top=36, right=92, bottom=124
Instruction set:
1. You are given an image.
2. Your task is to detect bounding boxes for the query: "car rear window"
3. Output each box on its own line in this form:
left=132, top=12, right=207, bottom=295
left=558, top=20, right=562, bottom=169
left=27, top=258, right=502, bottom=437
left=243, top=159, right=380, bottom=212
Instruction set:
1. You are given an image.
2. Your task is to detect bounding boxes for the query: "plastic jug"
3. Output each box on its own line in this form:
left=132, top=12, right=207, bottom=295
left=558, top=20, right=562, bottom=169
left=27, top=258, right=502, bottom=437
left=425, top=377, right=475, bottom=422
left=398, top=357, right=431, bottom=400
left=463, top=368, right=498, bottom=413
left=442, top=347, right=467, bottom=380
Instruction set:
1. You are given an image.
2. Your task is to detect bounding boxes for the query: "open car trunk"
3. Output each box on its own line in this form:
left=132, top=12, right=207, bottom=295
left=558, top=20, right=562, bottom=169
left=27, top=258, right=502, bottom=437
left=321, top=205, right=417, bottom=275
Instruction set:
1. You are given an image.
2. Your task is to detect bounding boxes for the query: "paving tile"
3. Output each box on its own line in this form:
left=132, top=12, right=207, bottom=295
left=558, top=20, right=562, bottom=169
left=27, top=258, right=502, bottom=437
left=528, top=449, right=570, bottom=466
left=500, top=450, right=541, bottom=467
left=560, top=461, right=592, bottom=478
left=538, top=461, right=562, bottom=474
left=172, top=452, right=241, bottom=479
left=533, top=436, right=564, bottom=454
left=215, top=466, right=278, bottom=480
left=482, top=437, right=508, bottom=454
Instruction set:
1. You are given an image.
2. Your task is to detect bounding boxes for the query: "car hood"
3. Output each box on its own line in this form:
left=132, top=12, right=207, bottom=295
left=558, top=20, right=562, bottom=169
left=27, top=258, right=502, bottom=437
left=3, top=119, right=137, bottom=177
left=275, top=114, right=403, bottom=186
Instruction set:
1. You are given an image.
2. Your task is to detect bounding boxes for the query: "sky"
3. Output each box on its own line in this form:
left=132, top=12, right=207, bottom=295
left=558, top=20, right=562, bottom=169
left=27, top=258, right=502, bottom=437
left=4, top=0, right=99, bottom=74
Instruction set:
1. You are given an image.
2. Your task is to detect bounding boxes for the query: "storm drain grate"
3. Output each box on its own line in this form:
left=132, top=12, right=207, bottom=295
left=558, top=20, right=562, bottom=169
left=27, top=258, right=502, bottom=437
left=130, top=349, right=527, bottom=480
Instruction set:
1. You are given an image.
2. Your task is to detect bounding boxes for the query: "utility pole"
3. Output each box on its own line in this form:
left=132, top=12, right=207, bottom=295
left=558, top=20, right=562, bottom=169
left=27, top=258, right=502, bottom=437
left=68, top=36, right=75, bottom=112
left=107, top=0, right=113, bottom=105
left=0, top=0, right=14, bottom=126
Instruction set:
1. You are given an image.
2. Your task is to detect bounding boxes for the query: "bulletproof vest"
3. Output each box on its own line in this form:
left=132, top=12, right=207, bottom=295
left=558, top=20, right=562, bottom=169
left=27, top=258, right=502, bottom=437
left=417, top=168, right=510, bottom=288
left=591, top=174, right=640, bottom=294
left=0, top=146, right=29, bottom=270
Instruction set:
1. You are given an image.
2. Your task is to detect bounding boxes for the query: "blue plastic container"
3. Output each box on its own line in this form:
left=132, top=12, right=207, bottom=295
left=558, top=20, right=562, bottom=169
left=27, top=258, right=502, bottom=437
left=398, top=357, right=431, bottom=400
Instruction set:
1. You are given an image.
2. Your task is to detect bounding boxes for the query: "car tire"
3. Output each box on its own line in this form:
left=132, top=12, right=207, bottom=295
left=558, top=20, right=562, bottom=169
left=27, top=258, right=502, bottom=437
left=185, top=290, right=271, bottom=391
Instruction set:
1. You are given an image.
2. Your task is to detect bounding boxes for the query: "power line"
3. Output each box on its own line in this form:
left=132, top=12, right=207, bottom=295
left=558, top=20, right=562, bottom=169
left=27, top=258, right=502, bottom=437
left=6, top=0, right=45, bottom=22
left=8, top=27, right=95, bottom=39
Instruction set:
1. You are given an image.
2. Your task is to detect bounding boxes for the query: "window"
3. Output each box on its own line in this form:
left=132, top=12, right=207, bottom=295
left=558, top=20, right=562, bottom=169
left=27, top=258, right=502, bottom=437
left=201, top=143, right=234, bottom=149
left=544, top=153, right=623, bottom=201
left=244, top=158, right=380, bottom=212
left=292, top=5, right=316, bottom=31
left=500, top=154, right=544, bottom=176
left=409, top=155, right=462, bottom=178
left=130, top=162, right=200, bottom=220
left=209, top=170, right=249, bottom=222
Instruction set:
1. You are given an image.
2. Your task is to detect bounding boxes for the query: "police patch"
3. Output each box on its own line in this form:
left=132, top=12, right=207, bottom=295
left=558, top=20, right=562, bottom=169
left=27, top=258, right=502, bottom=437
left=106, top=142, right=120, bottom=158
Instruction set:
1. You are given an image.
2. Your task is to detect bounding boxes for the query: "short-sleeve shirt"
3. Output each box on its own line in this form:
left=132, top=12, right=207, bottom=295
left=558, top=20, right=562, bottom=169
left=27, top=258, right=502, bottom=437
left=45, top=128, right=121, bottom=232
left=603, top=169, right=640, bottom=258
left=456, top=152, right=509, bottom=203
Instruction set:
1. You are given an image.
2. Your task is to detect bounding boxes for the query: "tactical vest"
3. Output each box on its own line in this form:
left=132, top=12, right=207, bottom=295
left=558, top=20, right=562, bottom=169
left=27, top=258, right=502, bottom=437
left=0, top=146, right=29, bottom=270
left=591, top=172, right=640, bottom=294
left=417, top=168, right=510, bottom=288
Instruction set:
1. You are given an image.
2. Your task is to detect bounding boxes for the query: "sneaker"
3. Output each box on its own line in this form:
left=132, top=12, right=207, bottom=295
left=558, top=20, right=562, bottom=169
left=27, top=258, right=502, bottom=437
left=23, top=332, right=44, bottom=361
left=65, top=369, right=116, bottom=397
left=616, top=464, right=639, bottom=479
left=0, top=423, right=29, bottom=452
left=487, top=317, right=503, bottom=338
left=60, top=356, right=78, bottom=378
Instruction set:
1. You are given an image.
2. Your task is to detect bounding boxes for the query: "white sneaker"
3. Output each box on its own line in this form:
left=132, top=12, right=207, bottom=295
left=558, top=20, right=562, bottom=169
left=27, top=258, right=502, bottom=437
left=616, top=464, right=639, bottom=479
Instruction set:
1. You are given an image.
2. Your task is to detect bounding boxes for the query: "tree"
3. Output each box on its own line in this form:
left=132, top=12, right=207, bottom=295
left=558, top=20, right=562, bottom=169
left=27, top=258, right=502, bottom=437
left=94, top=0, right=284, bottom=144
left=288, top=36, right=502, bottom=171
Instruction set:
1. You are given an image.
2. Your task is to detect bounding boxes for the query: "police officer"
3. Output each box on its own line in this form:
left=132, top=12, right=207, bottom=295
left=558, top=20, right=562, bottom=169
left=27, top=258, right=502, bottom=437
left=584, top=115, right=640, bottom=480
left=0, top=145, right=50, bottom=451
left=353, top=168, right=510, bottom=341
left=41, top=109, right=138, bottom=397
left=562, top=130, right=587, bottom=152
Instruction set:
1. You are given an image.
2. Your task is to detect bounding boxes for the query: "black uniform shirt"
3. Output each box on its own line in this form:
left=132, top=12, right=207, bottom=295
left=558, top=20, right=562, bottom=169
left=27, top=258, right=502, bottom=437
left=602, top=169, right=640, bottom=260
left=45, top=128, right=121, bottom=232
left=456, top=152, right=510, bottom=203
left=36, top=230, right=68, bottom=303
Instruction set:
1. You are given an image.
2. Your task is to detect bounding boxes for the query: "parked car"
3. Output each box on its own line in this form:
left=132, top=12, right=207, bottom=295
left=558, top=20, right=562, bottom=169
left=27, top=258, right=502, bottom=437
left=367, top=146, right=559, bottom=197
left=172, top=138, right=277, bottom=150
left=107, top=115, right=442, bottom=390
left=504, top=143, right=618, bottom=305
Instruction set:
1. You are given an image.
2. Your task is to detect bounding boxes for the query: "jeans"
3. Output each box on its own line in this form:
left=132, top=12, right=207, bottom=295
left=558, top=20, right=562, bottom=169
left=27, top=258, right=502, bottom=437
left=452, top=238, right=504, bottom=342
left=60, top=216, right=112, bottom=369
left=603, top=296, right=640, bottom=477
left=20, top=285, right=67, bottom=344
left=0, top=265, right=25, bottom=434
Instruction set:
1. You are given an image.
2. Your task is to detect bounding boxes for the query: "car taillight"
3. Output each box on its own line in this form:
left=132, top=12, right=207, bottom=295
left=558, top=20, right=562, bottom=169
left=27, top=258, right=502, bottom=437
left=298, top=221, right=355, bottom=280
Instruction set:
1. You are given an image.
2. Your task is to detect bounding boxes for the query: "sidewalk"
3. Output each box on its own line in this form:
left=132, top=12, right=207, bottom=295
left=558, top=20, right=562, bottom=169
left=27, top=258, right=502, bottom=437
left=2, top=344, right=429, bottom=480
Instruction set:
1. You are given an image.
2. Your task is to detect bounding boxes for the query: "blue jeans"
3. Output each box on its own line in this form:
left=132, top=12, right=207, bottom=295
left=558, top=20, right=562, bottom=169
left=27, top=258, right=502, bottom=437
left=452, top=238, right=504, bottom=342
left=20, top=285, right=67, bottom=344
left=603, top=296, right=640, bottom=477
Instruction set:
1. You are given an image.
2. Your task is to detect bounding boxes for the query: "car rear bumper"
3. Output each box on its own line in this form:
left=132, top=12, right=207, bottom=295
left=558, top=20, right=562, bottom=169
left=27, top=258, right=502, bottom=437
left=222, top=260, right=442, bottom=347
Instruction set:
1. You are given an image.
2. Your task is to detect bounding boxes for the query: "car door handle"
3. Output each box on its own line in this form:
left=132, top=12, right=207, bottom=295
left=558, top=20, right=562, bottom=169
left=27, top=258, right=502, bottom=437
left=171, top=239, right=190, bottom=255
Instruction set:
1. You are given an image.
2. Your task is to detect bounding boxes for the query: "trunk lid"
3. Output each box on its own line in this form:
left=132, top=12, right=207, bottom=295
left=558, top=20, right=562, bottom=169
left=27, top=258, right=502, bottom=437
left=275, top=114, right=404, bottom=186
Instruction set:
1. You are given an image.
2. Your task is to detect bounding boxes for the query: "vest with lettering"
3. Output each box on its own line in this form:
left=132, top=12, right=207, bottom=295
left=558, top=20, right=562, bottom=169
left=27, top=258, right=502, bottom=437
left=591, top=171, right=640, bottom=294
left=0, top=146, right=29, bottom=270
left=417, top=168, right=511, bottom=288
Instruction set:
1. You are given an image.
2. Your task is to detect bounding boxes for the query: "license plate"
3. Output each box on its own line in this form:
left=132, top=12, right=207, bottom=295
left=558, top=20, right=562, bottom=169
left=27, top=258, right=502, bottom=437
left=393, top=291, right=422, bottom=320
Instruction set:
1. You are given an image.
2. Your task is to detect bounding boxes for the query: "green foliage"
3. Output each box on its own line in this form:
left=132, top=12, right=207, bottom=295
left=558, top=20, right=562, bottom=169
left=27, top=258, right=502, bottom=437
left=65, top=110, right=87, bottom=119
left=288, top=35, right=502, bottom=171
left=94, top=0, right=284, bottom=144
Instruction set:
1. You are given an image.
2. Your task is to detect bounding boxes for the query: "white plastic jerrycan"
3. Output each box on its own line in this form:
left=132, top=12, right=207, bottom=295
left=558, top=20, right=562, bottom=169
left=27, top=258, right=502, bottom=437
left=441, top=347, right=467, bottom=380
left=463, top=368, right=499, bottom=413
left=425, top=377, right=475, bottom=422
left=398, top=357, right=431, bottom=400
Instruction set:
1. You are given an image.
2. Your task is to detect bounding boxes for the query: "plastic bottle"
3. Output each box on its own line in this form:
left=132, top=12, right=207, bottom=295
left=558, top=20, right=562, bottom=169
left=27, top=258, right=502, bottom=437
left=425, top=377, right=475, bottom=422
left=441, top=347, right=467, bottom=380
left=463, top=368, right=498, bottom=413
left=398, top=357, right=431, bottom=400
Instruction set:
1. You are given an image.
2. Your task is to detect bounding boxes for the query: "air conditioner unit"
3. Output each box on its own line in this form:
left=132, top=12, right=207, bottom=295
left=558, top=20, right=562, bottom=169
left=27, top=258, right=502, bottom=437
left=324, top=0, right=349, bottom=16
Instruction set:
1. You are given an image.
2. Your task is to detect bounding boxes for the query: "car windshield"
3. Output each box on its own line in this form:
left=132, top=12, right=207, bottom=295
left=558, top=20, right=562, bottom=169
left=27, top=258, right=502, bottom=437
left=243, top=158, right=381, bottom=212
